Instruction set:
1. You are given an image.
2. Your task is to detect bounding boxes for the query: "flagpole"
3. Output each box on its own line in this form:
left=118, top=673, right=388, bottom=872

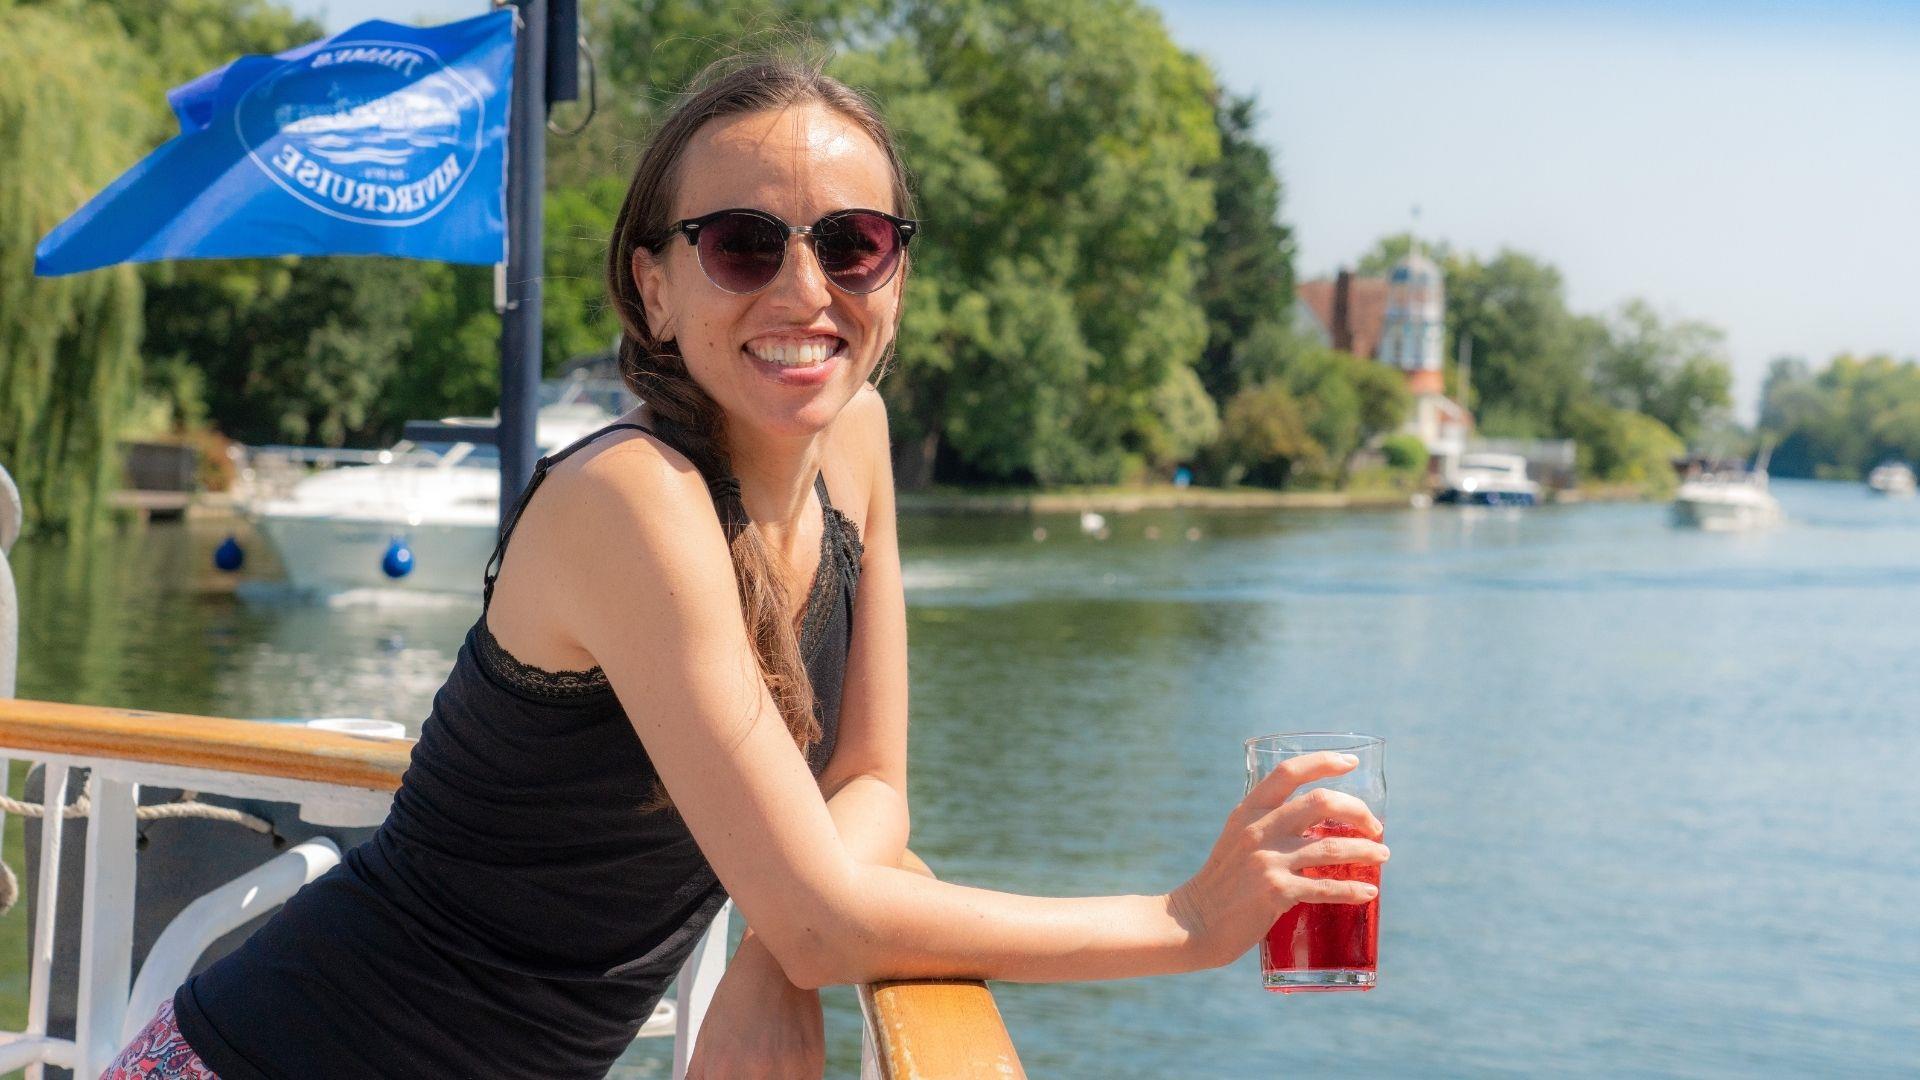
left=498, top=0, right=547, bottom=526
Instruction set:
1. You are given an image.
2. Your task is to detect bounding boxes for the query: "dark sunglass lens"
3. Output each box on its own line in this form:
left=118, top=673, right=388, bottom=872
left=816, top=212, right=900, bottom=293
left=698, top=212, right=786, bottom=292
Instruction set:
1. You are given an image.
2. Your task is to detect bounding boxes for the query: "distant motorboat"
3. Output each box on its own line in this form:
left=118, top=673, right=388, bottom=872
left=246, top=375, right=625, bottom=595
left=1673, top=450, right=1782, bottom=531
left=1435, top=452, right=1541, bottom=507
left=1867, top=461, right=1916, bottom=497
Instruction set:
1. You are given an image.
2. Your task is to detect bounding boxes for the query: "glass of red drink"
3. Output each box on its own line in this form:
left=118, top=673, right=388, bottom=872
left=1244, top=732, right=1386, bottom=993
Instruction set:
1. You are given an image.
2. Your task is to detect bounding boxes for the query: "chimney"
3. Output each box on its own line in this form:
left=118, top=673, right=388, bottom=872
left=1332, top=269, right=1353, bottom=353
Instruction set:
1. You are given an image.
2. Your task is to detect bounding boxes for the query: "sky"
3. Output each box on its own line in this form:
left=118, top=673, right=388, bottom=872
left=293, top=0, right=1920, bottom=419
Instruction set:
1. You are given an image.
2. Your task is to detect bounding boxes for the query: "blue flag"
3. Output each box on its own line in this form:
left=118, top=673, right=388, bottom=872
left=35, top=11, right=515, bottom=276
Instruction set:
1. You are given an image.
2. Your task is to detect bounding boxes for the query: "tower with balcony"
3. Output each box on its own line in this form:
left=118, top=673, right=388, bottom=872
left=1378, top=250, right=1446, bottom=396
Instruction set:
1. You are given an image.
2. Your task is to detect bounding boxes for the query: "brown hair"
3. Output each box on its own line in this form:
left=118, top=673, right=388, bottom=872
left=604, top=54, right=913, bottom=808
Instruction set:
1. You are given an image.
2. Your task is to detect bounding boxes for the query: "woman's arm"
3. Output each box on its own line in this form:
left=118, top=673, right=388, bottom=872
left=540, top=431, right=1383, bottom=991
left=724, top=389, right=909, bottom=992
left=814, top=385, right=911, bottom=865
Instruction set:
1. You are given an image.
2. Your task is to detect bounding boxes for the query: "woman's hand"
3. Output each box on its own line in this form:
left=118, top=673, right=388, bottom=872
left=1169, top=750, right=1389, bottom=970
left=683, top=931, right=825, bottom=1080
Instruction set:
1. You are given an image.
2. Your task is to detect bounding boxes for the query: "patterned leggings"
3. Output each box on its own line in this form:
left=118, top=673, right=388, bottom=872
left=100, top=998, right=220, bottom=1080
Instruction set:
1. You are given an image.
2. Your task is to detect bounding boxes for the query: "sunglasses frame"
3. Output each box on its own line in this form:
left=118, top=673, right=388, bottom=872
left=648, top=207, right=919, bottom=296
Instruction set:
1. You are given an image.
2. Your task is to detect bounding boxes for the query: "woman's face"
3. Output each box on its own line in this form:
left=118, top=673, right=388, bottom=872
left=634, top=102, right=904, bottom=443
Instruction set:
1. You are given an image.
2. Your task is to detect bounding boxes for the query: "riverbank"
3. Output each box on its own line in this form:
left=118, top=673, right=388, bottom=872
left=896, top=481, right=1655, bottom=514
left=897, top=484, right=1416, bottom=514
left=147, top=480, right=1654, bottom=524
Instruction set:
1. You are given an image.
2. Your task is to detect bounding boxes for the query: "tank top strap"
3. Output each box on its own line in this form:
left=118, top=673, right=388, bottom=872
left=482, top=422, right=657, bottom=608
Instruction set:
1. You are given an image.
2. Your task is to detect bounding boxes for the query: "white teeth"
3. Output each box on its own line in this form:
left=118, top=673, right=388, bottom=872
left=746, top=336, right=840, bottom=367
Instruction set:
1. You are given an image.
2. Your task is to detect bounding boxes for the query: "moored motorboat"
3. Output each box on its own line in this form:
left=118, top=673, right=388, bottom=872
left=1867, top=461, right=1916, bottom=497
left=1435, top=452, right=1541, bottom=507
left=245, top=376, right=622, bottom=596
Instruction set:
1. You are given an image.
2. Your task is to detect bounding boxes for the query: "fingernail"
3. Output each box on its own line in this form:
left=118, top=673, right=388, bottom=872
left=1337, top=753, right=1358, bottom=766
left=1360, top=885, right=1378, bottom=898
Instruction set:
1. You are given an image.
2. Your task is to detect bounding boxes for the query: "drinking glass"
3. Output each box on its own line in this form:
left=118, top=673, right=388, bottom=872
left=1244, top=732, right=1386, bottom=992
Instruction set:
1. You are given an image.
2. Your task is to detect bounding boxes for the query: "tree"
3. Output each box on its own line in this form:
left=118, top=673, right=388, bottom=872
left=592, top=0, right=1227, bottom=486
left=0, top=6, right=150, bottom=535
left=1219, top=322, right=1409, bottom=483
left=1759, top=353, right=1920, bottom=478
left=1354, top=231, right=1452, bottom=276
left=1381, top=433, right=1427, bottom=474
left=1212, top=382, right=1319, bottom=487
left=1443, top=250, right=1593, bottom=438
left=1592, top=299, right=1732, bottom=442
left=1138, top=364, right=1220, bottom=474
left=58, top=0, right=324, bottom=104
left=1565, top=402, right=1684, bottom=495
left=1194, top=93, right=1295, bottom=402
left=142, top=259, right=431, bottom=446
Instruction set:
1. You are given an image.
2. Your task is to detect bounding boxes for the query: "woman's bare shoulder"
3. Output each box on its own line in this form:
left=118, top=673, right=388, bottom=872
left=538, top=427, right=732, bottom=567
left=485, top=425, right=735, bottom=670
left=827, top=385, right=892, bottom=529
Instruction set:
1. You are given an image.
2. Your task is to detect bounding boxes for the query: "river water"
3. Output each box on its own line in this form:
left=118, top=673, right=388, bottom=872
left=5, top=480, right=1916, bottom=1077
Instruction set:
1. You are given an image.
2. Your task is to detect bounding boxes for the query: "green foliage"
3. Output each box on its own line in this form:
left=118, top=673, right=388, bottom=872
left=0, top=6, right=149, bottom=535
left=1381, top=433, right=1428, bottom=474
left=1354, top=231, right=1452, bottom=276
left=1216, top=322, right=1409, bottom=483
left=543, top=177, right=627, bottom=367
left=1212, top=382, right=1318, bottom=487
left=1194, top=94, right=1295, bottom=402
left=1759, top=353, right=1920, bottom=478
left=143, top=259, right=432, bottom=445
left=1592, top=299, right=1732, bottom=441
left=1444, top=250, right=1596, bottom=438
left=127, top=355, right=211, bottom=437
left=844, top=0, right=1221, bottom=484
left=58, top=0, right=324, bottom=103
left=1139, top=363, right=1220, bottom=470
left=1565, top=402, right=1684, bottom=495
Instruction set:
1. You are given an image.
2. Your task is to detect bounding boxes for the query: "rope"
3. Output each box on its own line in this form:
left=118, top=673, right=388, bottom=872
left=0, top=778, right=277, bottom=917
left=0, top=786, right=272, bottom=834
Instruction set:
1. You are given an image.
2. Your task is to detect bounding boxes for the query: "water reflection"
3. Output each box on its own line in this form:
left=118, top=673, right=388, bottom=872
left=12, top=517, right=472, bottom=727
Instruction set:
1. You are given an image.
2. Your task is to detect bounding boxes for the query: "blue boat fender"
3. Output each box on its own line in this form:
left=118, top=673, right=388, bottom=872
left=382, top=536, right=415, bottom=579
left=213, top=535, right=245, bottom=572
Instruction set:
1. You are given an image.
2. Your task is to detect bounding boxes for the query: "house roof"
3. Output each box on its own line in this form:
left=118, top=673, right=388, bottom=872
left=1296, top=274, right=1390, bottom=360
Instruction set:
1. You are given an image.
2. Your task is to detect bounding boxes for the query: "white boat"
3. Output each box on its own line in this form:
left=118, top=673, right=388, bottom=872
left=1868, top=461, right=1916, bottom=496
left=1672, top=451, right=1782, bottom=531
left=1436, top=452, right=1541, bottom=507
left=246, top=376, right=624, bottom=595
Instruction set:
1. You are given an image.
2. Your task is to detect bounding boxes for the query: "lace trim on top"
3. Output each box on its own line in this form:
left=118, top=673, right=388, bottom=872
left=475, top=618, right=611, bottom=698
left=477, top=506, right=864, bottom=700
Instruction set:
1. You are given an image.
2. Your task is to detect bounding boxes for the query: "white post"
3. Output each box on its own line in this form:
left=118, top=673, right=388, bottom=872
left=1, top=458, right=20, bottom=700
left=0, top=463, right=18, bottom=887
left=670, top=900, right=732, bottom=1080
left=73, top=773, right=139, bottom=1078
left=25, top=764, right=68, bottom=1080
left=860, top=1025, right=883, bottom=1080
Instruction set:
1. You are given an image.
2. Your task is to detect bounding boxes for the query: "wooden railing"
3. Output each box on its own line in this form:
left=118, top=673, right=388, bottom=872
left=0, top=698, right=1024, bottom=1078
left=0, top=699, right=412, bottom=791
left=858, top=851, right=1027, bottom=1079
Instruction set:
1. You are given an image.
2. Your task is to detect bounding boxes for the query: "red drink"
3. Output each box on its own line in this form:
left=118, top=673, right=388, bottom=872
left=1261, top=820, right=1380, bottom=992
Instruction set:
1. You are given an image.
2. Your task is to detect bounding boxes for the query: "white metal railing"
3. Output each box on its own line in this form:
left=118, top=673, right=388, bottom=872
left=0, top=720, right=737, bottom=1080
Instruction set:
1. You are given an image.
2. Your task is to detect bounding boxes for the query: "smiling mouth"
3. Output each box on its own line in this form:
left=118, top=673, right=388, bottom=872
left=743, top=335, right=847, bottom=368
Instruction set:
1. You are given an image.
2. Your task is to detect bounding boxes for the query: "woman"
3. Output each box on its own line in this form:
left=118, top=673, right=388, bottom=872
left=105, top=56, right=1386, bottom=1080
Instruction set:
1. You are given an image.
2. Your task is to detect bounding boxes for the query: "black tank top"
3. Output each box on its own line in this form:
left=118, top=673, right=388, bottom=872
left=174, top=422, right=863, bottom=1079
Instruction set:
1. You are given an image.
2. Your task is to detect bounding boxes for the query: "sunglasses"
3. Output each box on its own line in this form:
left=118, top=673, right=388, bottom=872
left=648, top=207, right=918, bottom=296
